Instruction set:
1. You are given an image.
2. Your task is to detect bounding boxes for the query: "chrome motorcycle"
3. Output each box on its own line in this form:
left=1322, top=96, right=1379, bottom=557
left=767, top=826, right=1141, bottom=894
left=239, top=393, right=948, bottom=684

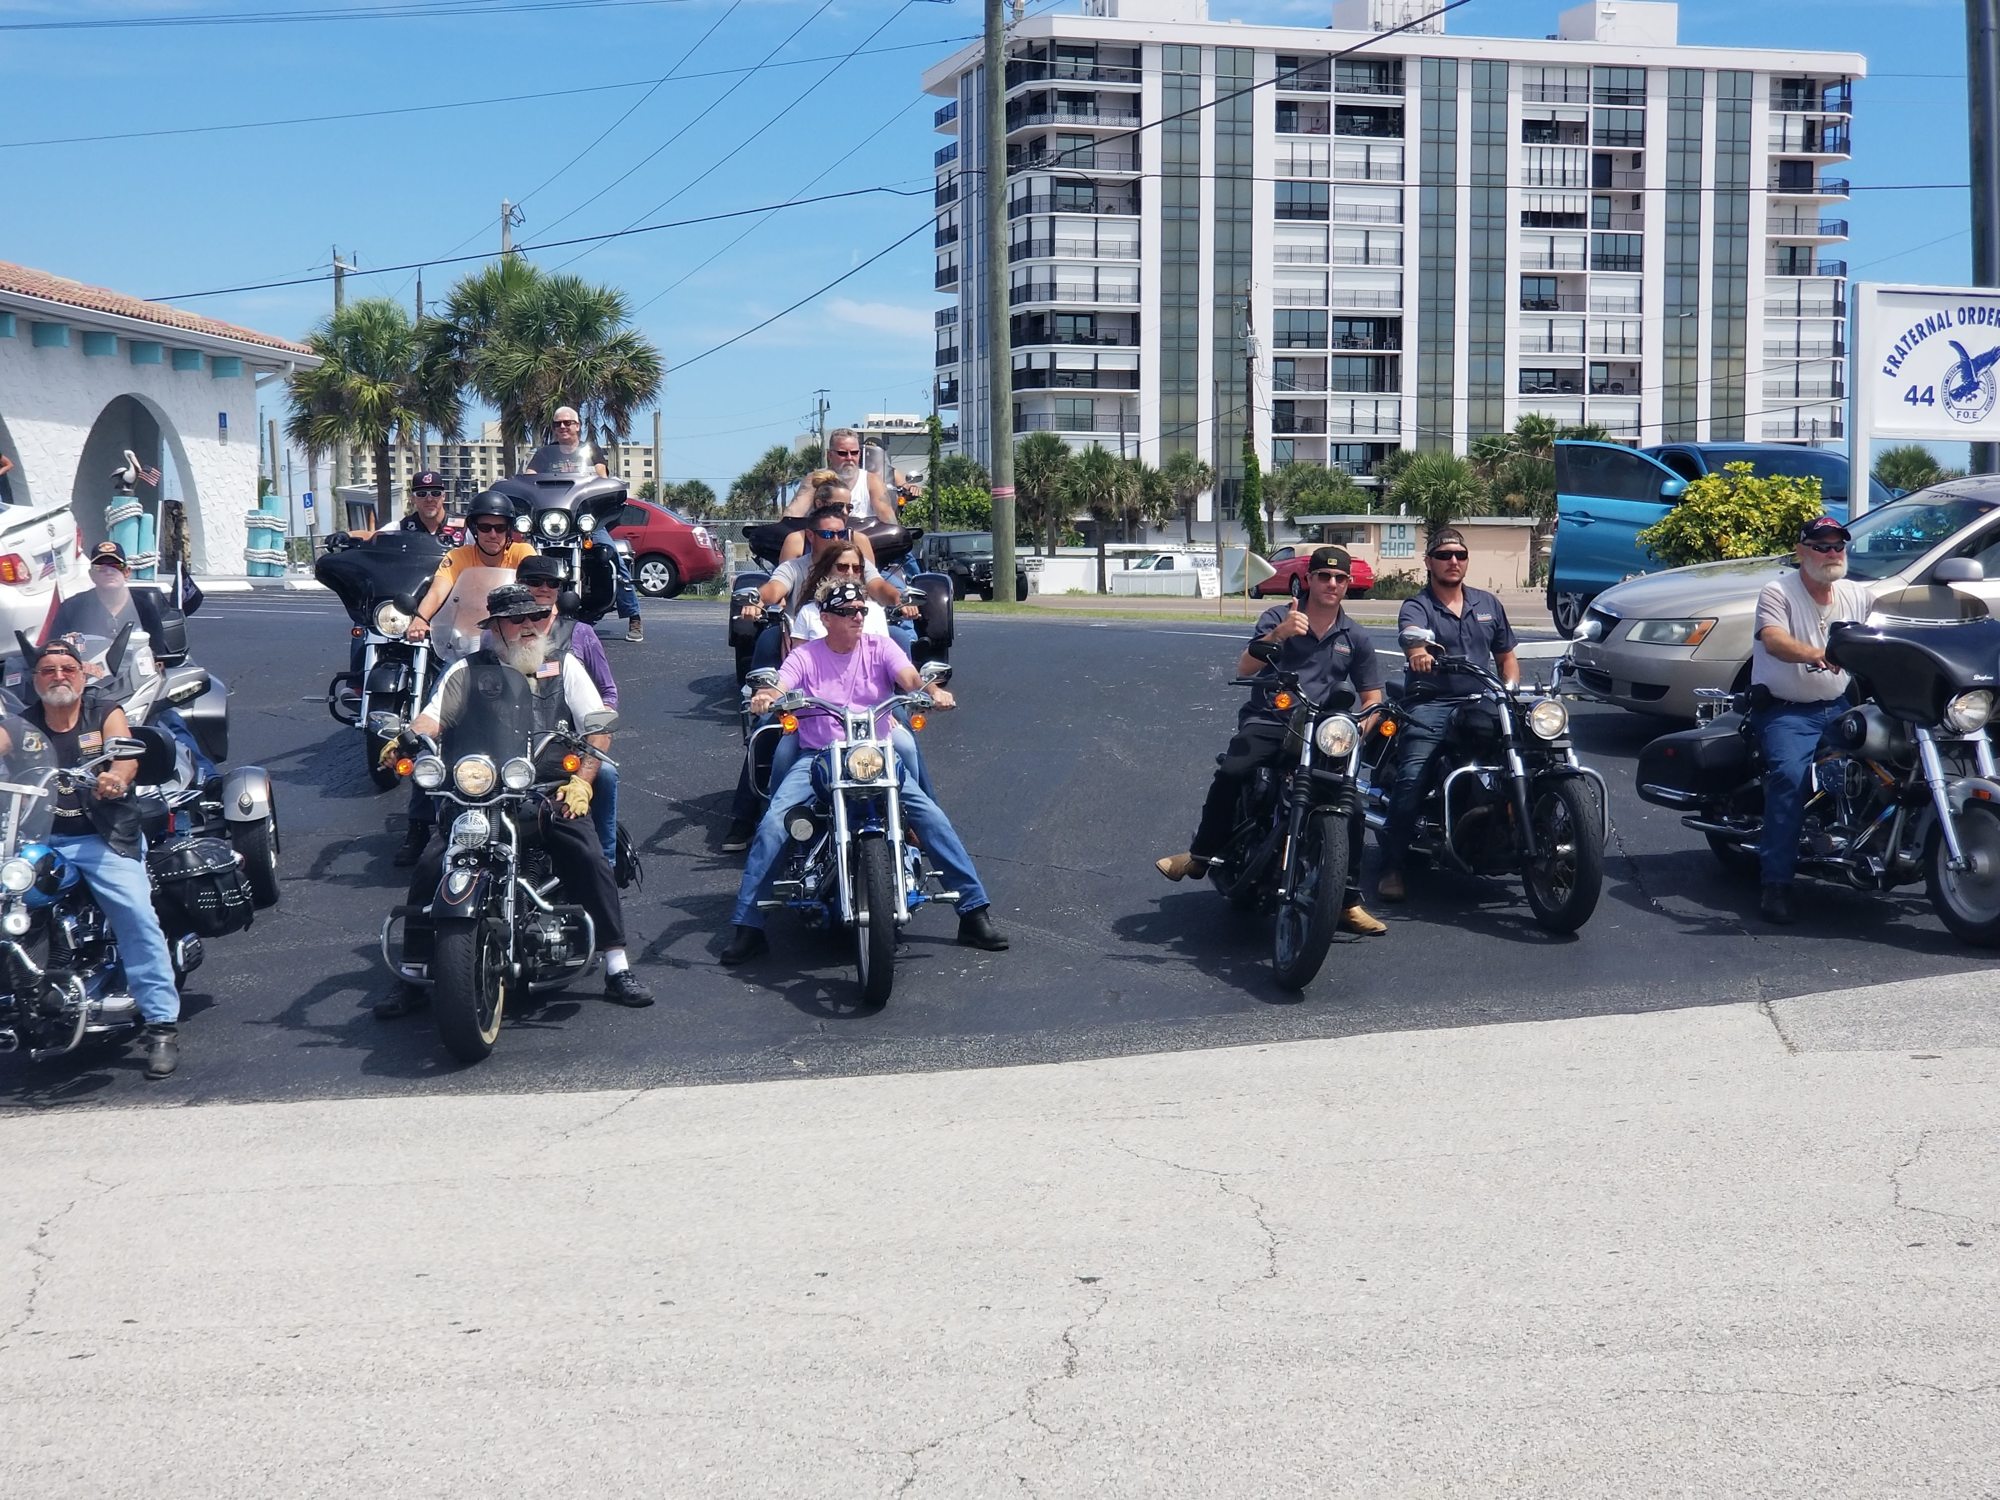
left=317, top=528, right=447, bottom=789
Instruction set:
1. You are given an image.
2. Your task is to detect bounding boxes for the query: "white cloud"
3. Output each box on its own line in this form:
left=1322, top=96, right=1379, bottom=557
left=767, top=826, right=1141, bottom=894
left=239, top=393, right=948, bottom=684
left=825, top=298, right=934, bottom=341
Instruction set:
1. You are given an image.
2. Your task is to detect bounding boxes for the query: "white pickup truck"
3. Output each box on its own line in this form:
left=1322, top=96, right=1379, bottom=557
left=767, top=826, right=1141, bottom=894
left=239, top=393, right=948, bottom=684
left=0, top=496, right=83, bottom=645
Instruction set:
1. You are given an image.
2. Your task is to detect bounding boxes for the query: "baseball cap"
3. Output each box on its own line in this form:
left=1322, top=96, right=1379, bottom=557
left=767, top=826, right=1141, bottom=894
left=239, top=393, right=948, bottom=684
left=1799, top=516, right=1851, bottom=542
left=33, top=638, right=83, bottom=668
left=1307, top=545, right=1353, bottom=575
left=515, top=555, right=566, bottom=586
left=89, top=540, right=129, bottom=571
left=1427, top=527, right=1468, bottom=556
left=412, top=470, right=445, bottom=492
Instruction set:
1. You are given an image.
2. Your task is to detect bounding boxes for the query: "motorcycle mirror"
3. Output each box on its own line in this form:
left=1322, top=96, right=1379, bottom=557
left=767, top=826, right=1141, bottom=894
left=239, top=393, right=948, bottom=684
left=744, top=668, right=781, bottom=689
left=579, top=709, right=619, bottom=736
left=557, top=588, right=583, bottom=616
left=1246, top=640, right=1282, bottom=665
left=368, top=711, right=406, bottom=737
left=919, top=661, right=954, bottom=686
left=393, top=590, right=421, bottom=614
left=1399, top=627, right=1439, bottom=649
left=1932, top=557, right=1986, bottom=586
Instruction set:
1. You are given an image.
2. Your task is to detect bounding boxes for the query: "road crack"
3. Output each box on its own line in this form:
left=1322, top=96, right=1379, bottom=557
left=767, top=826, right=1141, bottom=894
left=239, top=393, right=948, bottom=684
left=0, top=1173, right=123, bottom=1356
left=1891, top=1130, right=2000, bottom=1230
left=1109, top=1140, right=1280, bottom=1308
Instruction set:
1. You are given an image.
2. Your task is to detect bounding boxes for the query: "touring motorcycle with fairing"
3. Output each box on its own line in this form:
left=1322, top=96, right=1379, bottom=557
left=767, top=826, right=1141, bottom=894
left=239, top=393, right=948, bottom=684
left=317, top=527, right=448, bottom=788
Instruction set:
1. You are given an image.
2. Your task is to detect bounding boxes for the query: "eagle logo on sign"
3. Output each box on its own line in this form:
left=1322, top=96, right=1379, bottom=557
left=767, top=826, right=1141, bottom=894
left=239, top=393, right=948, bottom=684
left=1942, top=340, right=2000, bottom=425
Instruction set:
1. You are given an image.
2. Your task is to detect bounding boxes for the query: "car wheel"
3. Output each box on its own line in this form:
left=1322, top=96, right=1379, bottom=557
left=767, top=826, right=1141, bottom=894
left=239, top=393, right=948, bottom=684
left=636, top=554, right=680, bottom=598
left=1549, top=588, right=1588, bottom=639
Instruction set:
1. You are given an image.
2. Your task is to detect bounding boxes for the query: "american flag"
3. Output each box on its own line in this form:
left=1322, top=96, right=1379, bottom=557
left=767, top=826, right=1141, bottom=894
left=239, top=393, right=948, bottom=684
left=139, top=465, right=161, bottom=487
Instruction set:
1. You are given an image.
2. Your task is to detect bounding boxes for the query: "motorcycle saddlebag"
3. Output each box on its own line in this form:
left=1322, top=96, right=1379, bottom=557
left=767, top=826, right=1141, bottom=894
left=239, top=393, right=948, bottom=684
left=1635, top=721, right=1750, bottom=806
left=150, top=836, right=256, bottom=938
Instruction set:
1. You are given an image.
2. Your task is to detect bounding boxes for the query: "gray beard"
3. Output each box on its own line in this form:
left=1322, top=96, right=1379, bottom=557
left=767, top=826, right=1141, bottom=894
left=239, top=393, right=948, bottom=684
left=500, top=633, right=550, bottom=677
left=1802, top=556, right=1848, bottom=587
left=39, top=684, right=80, bottom=708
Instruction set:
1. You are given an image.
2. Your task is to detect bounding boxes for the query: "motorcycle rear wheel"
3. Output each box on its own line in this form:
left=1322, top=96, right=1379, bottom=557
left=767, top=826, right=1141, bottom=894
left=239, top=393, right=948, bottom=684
left=1925, top=800, right=2000, bottom=947
left=1523, top=779, right=1604, bottom=934
left=1271, top=809, right=1346, bottom=992
left=432, top=918, right=509, bottom=1063
left=853, top=837, right=897, bottom=1005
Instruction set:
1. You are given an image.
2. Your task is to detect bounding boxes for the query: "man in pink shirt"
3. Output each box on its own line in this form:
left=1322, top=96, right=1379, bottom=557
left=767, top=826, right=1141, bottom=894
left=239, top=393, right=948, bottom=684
left=721, top=580, right=1008, bottom=965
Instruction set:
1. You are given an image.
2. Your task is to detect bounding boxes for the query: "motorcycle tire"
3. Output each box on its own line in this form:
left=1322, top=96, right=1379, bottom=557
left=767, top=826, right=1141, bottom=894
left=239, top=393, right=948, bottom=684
left=432, top=917, right=509, bottom=1063
left=365, top=732, right=402, bottom=791
left=229, top=811, right=281, bottom=909
left=1704, top=832, right=1760, bottom=880
left=1924, top=799, right=2000, bottom=947
left=1522, top=778, right=1604, bottom=934
left=1271, top=809, right=1346, bottom=992
left=853, top=837, right=897, bottom=1005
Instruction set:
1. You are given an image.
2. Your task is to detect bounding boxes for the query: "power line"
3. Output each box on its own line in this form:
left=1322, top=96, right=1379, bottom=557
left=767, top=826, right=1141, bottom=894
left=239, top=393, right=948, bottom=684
left=0, top=0, right=693, bottom=32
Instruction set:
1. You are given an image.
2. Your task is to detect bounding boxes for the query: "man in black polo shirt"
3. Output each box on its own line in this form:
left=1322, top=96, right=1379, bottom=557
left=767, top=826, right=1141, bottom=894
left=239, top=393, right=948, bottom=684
left=1155, top=545, right=1388, bottom=936
left=1378, top=526, right=1520, bottom=901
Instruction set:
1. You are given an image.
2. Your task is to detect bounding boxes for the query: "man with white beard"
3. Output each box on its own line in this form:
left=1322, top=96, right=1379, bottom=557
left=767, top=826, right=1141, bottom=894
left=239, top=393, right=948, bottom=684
left=378, top=585, right=651, bottom=1018
left=782, top=429, right=903, bottom=524
left=1748, top=516, right=1874, bottom=925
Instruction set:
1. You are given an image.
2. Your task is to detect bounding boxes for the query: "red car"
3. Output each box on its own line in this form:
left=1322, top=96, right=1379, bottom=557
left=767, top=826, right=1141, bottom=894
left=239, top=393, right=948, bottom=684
left=1254, top=545, right=1375, bottom=599
left=610, top=498, right=723, bottom=598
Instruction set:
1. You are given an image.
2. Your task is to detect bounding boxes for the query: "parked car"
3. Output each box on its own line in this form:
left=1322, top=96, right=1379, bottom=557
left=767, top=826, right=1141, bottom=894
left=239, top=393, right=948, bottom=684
left=1547, top=442, right=1889, bottom=638
left=1563, top=479, right=2000, bottom=719
left=0, top=494, right=83, bottom=643
left=608, top=498, right=723, bottom=597
left=910, top=531, right=1032, bottom=602
left=1255, top=544, right=1375, bottom=599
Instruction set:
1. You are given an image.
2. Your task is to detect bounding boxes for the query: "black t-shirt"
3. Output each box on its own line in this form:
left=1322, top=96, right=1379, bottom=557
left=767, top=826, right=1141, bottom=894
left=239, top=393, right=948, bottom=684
left=1397, top=585, right=1518, bottom=696
left=1243, top=602, right=1382, bottom=722
left=401, top=512, right=466, bottom=547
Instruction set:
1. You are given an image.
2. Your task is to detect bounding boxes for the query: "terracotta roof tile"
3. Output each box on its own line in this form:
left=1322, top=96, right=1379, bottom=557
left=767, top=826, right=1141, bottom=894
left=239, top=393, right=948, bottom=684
left=0, top=258, right=313, bottom=357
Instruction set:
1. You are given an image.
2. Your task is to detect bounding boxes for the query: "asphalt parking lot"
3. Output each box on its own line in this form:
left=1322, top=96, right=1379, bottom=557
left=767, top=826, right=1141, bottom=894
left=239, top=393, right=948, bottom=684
left=1, top=594, right=1991, bottom=1112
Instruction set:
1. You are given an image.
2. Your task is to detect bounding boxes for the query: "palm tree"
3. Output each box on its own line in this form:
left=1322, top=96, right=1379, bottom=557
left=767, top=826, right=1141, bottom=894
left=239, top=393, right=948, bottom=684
left=1389, top=450, right=1485, bottom=534
left=1271, top=462, right=1362, bottom=529
left=1874, top=443, right=1959, bottom=495
left=1014, top=431, right=1071, bottom=555
left=1062, top=445, right=1124, bottom=592
left=286, top=297, right=451, bottom=518
left=428, top=257, right=543, bottom=465
left=727, top=444, right=803, bottom=517
left=1161, top=449, right=1213, bottom=544
left=474, top=273, right=663, bottom=469
left=662, top=478, right=717, bottom=517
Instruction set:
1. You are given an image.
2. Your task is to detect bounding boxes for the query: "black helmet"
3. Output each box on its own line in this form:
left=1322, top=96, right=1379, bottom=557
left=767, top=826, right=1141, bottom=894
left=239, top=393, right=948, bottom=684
left=465, top=490, right=517, bottom=524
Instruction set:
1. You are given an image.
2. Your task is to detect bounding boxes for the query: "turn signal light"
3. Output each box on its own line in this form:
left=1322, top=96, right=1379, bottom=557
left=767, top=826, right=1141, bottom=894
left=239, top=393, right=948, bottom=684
left=1272, top=691, right=1294, bottom=711
left=394, top=757, right=415, bottom=778
left=909, top=713, right=927, bottom=732
left=1378, top=719, right=1398, bottom=739
left=351, top=626, right=364, bottom=638
left=779, top=713, right=799, bottom=734
left=561, top=753, right=582, bottom=774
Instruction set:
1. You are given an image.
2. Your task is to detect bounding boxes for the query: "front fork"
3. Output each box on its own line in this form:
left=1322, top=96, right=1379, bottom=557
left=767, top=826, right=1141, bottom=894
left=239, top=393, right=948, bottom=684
left=827, top=761, right=908, bottom=925
left=1919, top=727, right=1971, bottom=872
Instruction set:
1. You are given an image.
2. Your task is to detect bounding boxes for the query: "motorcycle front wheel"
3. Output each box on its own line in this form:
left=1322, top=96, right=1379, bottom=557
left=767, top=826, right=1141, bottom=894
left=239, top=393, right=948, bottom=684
left=432, top=917, right=510, bottom=1063
left=1925, top=800, right=2000, bottom=947
left=853, top=837, right=897, bottom=1004
left=1271, top=809, right=1347, bottom=992
left=1522, top=778, right=1604, bottom=934
left=365, top=730, right=403, bottom=791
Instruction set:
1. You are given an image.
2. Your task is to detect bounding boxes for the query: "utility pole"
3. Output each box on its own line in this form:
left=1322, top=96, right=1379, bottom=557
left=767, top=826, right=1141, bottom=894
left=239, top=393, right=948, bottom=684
left=652, top=407, right=663, bottom=501
left=331, top=246, right=355, bottom=526
left=414, top=268, right=428, bottom=472
left=1242, top=299, right=1259, bottom=542
left=1971, top=0, right=2000, bottom=473
left=813, top=388, right=830, bottom=458
left=983, top=0, right=1017, bottom=600
left=501, top=200, right=516, bottom=256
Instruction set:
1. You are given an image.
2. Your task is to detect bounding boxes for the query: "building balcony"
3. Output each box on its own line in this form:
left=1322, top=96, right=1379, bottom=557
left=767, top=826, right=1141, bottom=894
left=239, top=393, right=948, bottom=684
left=935, top=346, right=960, bottom=367
left=1521, top=252, right=1586, bottom=272
left=1594, top=167, right=1645, bottom=191
left=1523, top=122, right=1588, bottom=146
left=936, top=307, right=958, bottom=328
left=1524, top=162, right=1590, bottom=191
left=1592, top=82, right=1645, bottom=106
left=1594, top=209, right=1646, bottom=231
left=935, top=267, right=959, bottom=289
left=1760, top=412, right=1844, bottom=440
left=1589, top=294, right=1643, bottom=314
left=934, top=99, right=958, bottom=131
left=1333, top=202, right=1401, bottom=224
left=1006, top=104, right=1142, bottom=134
left=1768, top=216, right=1848, bottom=239
left=1763, top=339, right=1845, bottom=361
left=1005, top=59, right=1143, bottom=90
left=1587, top=379, right=1639, bottom=397
left=1274, top=244, right=1329, bottom=265
left=1333, top=149, right=1404, bottom=181
left=934, top=180, right=958, bottom=208
left=1272, top=411, right=1326, bottom=435
left=1276, top=153, right=1332, bottom=178
left=1273, top=374, right=1327, bottom=393
left=1331, top=333, right=1399, bottom=352
left=1588, top=336, right=1643, bottom=357
left=934, top=225, right=959, bottom=248
left=1008, top=145, right=1139, bottom=174
left=935, top=381, right=960, bottom=407
left=1273, top=288, right=1326, bottom=308
left=1770, top=122, right=1851, bottom=155
left=1524, top=83, right=1590, bottom=103
left=1772, top=78, right=1853, bottom=114
left=1770, top=257, right=1848, bottom=278
left=1007, top=193, right=1139, bottom=218
left=1330, top=288, right=1403, bottom=309
left=1276, top=203, right=1329, bottom=222
left=1323, top=400, right=1403, bottom=437
left=1769, top=171, right=1850, bottom=198
left=1521, top=336, right=1585, bottom=354
left=1764, top=381, right=1846, bottom=401
left=1014, top=411, right=1139, bottom=435
left=935, top=142, right=958, bottom=168
left=1591, top=252, right=1644, bottom=273
left=1009, top=280, right=1141, bottom=307
left=1334, top=113, right=1403, bottom=140
left=1521, top=373, right=1586, bottom=396
left=1011, top=329, right=1138, bottom=350
left=1767, top=292, right=1847, bottom=319
left=1330, top=247, right=1401, bottom=266
left=1009, top=236, right=1140, bottom=262
left=1521, top=294, right=1588, bottom=312
left=1592, top=127, right=1646, bottom=149
left=1275, top=107, right=1331, bottom=136
left=1012, top=369, right=1141, bottom=392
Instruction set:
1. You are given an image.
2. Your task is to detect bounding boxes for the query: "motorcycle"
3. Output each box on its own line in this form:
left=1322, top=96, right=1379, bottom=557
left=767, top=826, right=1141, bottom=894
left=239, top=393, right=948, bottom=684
left=377, top=705, right=620, bottom=1064
left=1359, top=628, right=1609, bottom=933
left=1635, top=600, right=2000, bottom=945
left=759, top=662, right=954, bottom=1004
left=1204, top=639, right=1372, bottom=991
left=487, top=472, right=631, bottom=624
left=726, top=517, right=954, bottom=683
left=316, top=528, right=448, bottom=789
left=0, top=730, right=258, bottom=1063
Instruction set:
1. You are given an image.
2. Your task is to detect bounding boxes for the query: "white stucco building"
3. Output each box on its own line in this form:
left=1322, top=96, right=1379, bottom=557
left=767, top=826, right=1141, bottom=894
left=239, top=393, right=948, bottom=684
left=926, top=0, right=1862, bottom=519
left=0, top=259, right=315, bottom=573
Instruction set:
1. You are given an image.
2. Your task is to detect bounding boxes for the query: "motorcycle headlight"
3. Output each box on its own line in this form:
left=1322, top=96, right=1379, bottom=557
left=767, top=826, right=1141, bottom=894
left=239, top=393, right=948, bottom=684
left=501, top=757, right=535, bottom=791
left=576, top=511, right=597, bottom=534
left=846, top=745, right=887, bottom=782
left=1943, top=688, right=1996, bottom=734
left=2, top=908, right=29, bottom=936
left=537, top=510, right=571, bottom=539
left=412, top=755, right=446, bottom=790
left=0, top=857, right=35, bottom=896
left=453, top=755, right=497, bottom=797
left=1313, top=714, right=1359, bottom=759
left=449, top=810, right=492, bottom=848
left=372, top=600, right=412, bottom=638
left=1625, top=617, right=1715, bottom=648
left=1527, top=698, right=1570, bottom=740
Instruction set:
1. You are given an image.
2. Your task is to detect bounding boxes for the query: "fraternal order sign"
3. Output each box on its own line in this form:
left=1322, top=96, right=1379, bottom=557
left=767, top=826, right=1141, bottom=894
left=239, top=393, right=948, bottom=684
left=1856, top=283, right=2000, bottom=443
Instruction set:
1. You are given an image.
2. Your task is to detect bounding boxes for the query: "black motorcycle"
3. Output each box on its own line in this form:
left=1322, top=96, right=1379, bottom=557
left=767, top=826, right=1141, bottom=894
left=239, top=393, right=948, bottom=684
left=379, top=703, right=619, bottom=1064
left=1205, top=639, right=1372, bottom=991
left=317, top=529, right=448, bottom=788
left=1636, top=607, right=2000, bottom=945
left=488, top=472, right=630, bottom=624
left=1360, top=629, right=1609, bottom=933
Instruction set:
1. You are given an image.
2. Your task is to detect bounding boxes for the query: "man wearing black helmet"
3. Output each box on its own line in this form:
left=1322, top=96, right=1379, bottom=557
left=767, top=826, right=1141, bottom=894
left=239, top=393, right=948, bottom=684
left=378, top=582, right=651, bottom=1017
left=405, top=490, right=536, bottom=646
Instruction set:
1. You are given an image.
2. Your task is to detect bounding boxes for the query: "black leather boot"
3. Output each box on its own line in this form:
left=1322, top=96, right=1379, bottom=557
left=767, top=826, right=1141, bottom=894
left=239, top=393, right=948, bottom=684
left=957, top=907, right=1009, bottom=951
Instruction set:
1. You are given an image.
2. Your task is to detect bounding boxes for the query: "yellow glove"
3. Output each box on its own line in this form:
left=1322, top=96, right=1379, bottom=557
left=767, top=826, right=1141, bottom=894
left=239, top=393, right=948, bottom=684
left=377, top=737, right=403, bottom=771
left=555, top=776, right=593, bottom=818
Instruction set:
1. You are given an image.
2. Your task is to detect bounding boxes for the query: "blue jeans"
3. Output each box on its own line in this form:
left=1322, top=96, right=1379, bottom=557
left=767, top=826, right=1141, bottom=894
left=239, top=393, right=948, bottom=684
left=50, top=833, right=179, bottom=1026
left=731, top=720, right=934, bottom=826
left=1753, top=698, right=1848, bottom=885
left=590, top=526, right=640, bottom=619
left=889, top=619, right=917, bottom=656
left=730, top=750, right=989, bottom=929
left=590, top=756, right=619, bottom=864
left=1380, top=699, right=1457, bottom=871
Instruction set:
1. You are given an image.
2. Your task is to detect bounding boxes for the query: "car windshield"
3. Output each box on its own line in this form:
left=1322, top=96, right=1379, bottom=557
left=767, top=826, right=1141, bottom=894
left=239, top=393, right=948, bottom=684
left=1843, top=495, right=2000, bottom=582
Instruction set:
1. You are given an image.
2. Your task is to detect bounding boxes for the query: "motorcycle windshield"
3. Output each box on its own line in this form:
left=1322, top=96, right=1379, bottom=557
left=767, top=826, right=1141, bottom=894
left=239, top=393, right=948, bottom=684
left=431, top=565, right=519, bottom=663
left=0, top=767, right=59, bottom=860
left=313, top=530, right=448, bottom=626
left=523, top=442, right=601, bottom=478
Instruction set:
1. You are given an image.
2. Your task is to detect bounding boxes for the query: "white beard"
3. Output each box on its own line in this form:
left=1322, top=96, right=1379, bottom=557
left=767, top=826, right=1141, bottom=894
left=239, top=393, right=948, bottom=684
left=500, top=631, right=551, bottom=677
left=1802, top=554, right=1848, bottom=586
left=834, top=463, right=863, bottom=491
left=39, top=683, right=79, bottom=708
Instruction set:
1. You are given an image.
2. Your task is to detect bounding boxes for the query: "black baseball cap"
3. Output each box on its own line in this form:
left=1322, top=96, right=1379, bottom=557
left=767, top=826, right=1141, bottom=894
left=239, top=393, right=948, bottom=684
left=1307, top=545, right=1353, bottom=575
left=89, top=540, right=129, bottom=571
left=412, top=471, right=445, bottom=492
left=515, top=555, right=566, bottom=586
left=1427, top=527, right=1469, bottom=556
left=1799, top=516, right=1851, bottom=542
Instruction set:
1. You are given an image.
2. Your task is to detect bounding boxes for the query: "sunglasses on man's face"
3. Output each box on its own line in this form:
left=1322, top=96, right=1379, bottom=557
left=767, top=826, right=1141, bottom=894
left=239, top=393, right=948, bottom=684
left=1802, top=539, right=1848, bottom=554
left=554, top=419, right=579, bottom=428
left=34, top=663, right=80, bottom=679
left=473, top=520, right=512, bottom=534
left=414, top=488, right=445, bottom=498
left=823, top=606, right=866, bottom=620
left=815, top=528, right=849, bottom=541
left=1430, top=550, right=1469, bottom=563
left=831, top=447, right=861, bottom=458
left=507, top=610, right=554, bottom=625
left=1310, top=569, right=1349, bottom=583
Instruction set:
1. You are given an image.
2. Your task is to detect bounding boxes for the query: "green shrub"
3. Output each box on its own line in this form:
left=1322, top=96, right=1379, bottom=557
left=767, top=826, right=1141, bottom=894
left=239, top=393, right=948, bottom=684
left=1369, top=568, right=1423, bottom=600
left=1635, top=461, right=1824, bottom=568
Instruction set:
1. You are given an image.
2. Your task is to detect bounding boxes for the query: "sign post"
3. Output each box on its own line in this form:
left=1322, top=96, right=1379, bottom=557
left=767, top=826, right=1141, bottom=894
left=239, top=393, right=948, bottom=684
left=1852, top=281, right=2000, bottom=517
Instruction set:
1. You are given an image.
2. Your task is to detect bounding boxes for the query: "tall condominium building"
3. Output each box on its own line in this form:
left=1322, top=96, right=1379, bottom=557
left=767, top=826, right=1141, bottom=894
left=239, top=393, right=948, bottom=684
left=924, top=0, right=1861, bottom=515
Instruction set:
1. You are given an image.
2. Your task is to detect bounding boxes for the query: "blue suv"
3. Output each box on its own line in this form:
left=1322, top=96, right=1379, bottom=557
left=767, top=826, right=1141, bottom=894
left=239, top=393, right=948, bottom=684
left=1547, top=442, right=1887, bottom=637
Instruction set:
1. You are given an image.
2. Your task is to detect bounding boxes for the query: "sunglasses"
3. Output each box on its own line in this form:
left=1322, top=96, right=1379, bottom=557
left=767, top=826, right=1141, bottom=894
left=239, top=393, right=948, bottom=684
left=413, top=488, right=445, bottom=497
left=505, top=610, right=554, bottom=624
left=1310, top=569, right=1349, bottom=583
left=34, top=663, right=81, bottom=678
left=554, top=419, right=579, bottom=428
left=1802, top=539, right=1848, bottom=554
left=830, top=561, right=865, bottom=574
left=1429, top=550, right=1469, bottom=562
left=814, top=528, right=850, bottom=540
left=831, top=448, right=861, bottom=458
left=473, top=520, right=513, bottom=533
left=823, top=606, right=866, bottom=619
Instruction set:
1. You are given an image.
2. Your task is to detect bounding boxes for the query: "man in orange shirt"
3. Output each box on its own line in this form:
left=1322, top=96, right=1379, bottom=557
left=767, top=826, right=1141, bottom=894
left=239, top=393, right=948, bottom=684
left=406, top=491, right=536, bottom=645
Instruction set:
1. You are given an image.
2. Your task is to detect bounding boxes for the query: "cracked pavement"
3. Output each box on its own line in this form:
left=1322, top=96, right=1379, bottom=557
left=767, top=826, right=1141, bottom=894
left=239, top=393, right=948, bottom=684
left=3, top=990, right=1998, bottom=1497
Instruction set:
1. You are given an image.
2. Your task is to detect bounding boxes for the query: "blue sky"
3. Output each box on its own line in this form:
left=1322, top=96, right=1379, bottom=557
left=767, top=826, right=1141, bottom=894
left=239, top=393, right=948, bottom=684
left=0, top=0, right=1975, bottom=487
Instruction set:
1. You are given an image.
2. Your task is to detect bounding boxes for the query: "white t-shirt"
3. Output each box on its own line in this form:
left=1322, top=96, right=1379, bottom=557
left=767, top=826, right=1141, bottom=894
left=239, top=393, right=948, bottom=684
left=1751, top=569, right=1873, bottom=703
left=793, top=599, right=892, bottom=641
left=769, top=556, right=883, bottom=617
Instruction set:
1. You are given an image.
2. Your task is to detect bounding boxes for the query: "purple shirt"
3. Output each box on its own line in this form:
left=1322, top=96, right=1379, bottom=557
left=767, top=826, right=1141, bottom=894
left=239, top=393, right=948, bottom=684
left=565, top=618, right=618, bottom=709
left=777, top=634, right=911, bottom=749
